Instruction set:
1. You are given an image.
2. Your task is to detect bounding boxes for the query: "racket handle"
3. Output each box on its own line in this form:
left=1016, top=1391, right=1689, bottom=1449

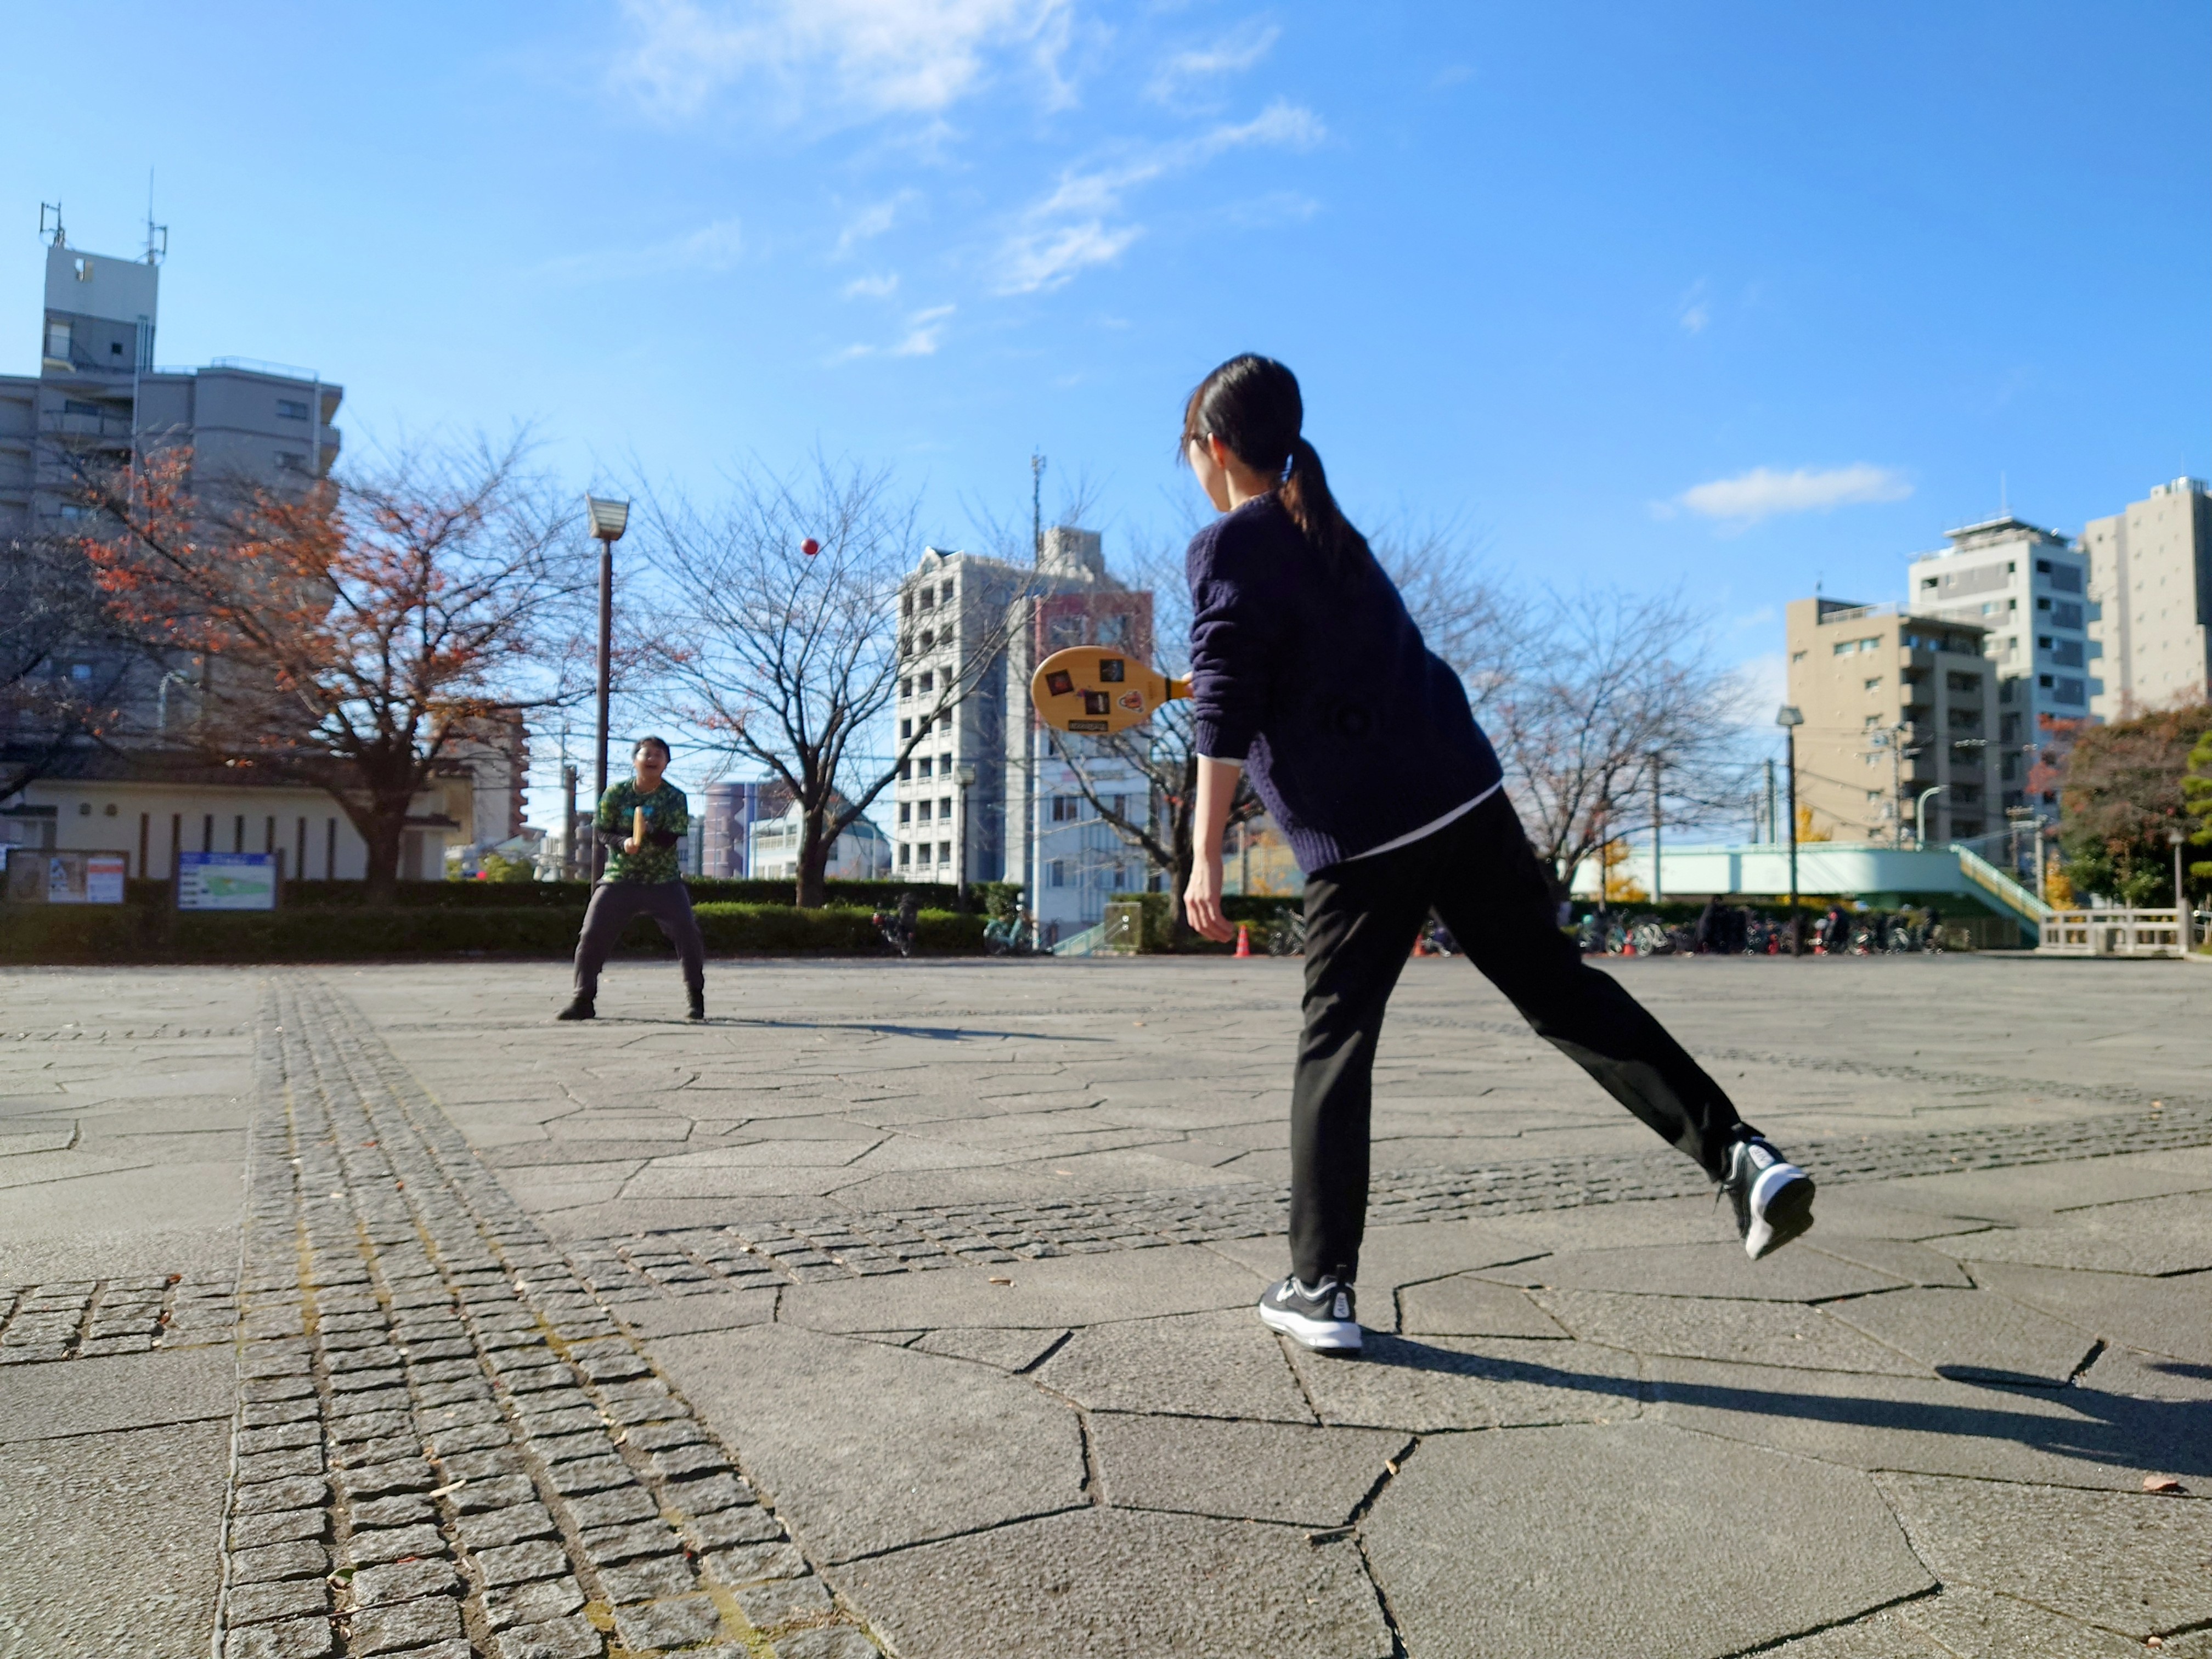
left=1165, top=678, right=1192, bottom=702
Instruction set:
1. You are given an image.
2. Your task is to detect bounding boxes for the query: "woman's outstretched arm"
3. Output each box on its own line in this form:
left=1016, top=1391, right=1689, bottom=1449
left=1183, top=756, right=1241, bottom=942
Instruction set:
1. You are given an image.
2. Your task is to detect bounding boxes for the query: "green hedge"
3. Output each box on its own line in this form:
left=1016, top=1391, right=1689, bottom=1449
left=0, top=902, right=983, bottom=964
left=259, top=877, right=995, bottom=910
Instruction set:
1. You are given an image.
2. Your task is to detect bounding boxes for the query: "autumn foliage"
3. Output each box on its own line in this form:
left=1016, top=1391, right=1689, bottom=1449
left=76, top=440, right=586, bottom=897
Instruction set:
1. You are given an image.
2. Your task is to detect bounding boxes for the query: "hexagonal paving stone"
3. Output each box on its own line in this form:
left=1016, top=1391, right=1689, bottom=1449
left=1397, top=1276, right=1566, bottom=1340
left=1364, top=1421, right=1932, bottom=1659
left=1824, top=1288, right=2098, bottom=1386
left=1283, top=1333, right=1641, bottom=1433
left=1531, top=1289, right=1926, bottom=1375
left=1031, top=1309, right=1314, bottom=1423
left=1875, top=1472, right=2212, bottom=1639
left=1088, top=1412, right=1403, bottom=1527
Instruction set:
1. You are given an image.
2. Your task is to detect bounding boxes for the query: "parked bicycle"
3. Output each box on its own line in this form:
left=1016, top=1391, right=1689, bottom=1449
left=1267, top=905, right=1308, bottom=957
left=871, top=893, right=919, bottom=958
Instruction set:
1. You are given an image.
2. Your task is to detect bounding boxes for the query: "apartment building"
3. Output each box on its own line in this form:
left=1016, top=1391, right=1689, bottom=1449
left=2085, top=476, right=2212, bottom=720
left=1906, top=516, right=2095, bottom=816
left=1784, top=598, right=1997, bottom=844
left=888, top=526, right=1158, bottom=934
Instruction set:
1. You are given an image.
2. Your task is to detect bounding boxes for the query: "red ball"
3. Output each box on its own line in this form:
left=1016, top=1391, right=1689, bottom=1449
left=801, top=538, right=820, bottom=556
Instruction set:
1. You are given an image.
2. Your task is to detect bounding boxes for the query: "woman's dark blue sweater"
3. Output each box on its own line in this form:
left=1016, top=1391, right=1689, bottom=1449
left=1186, top=493, right=1503, bottom=873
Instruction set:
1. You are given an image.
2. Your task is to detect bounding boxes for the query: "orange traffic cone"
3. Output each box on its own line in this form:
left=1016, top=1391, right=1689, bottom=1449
left=1234, top=923, right=1251, bottom=957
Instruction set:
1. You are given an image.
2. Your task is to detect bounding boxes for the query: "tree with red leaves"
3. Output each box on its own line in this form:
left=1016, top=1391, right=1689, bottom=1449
left=2044, top=704, right=2210, bottom=907
left=76, top=439, right=588, bottom=899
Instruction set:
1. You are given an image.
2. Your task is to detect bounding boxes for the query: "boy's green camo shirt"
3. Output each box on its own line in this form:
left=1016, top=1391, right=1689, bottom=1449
left=596, top=781, right=690, bottom=884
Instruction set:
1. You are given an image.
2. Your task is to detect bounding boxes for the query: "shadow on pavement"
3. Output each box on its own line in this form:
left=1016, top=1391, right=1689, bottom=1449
left=1358, top=1333, right=2212, bottom=1479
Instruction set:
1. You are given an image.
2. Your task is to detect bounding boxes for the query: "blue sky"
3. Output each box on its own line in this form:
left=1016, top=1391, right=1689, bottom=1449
left=5, top=3, right=2207, bottom=820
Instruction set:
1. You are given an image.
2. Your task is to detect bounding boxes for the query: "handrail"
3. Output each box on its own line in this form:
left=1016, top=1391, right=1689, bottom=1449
left=1952, top=843, right=2050, bottom=935
left=1052, top=921, right=1108, bottom=956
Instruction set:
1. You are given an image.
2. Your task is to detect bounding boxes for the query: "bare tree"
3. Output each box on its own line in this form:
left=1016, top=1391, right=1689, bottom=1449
left=76, top=438, right=589, bottom=899
left=646, top=456, right=1026, bottom=907
left=0, top=529, right=142, bottom=799
left=1489, top=588, right=1745, bottom=902
left=1043, top=519, right=1521, bottom=933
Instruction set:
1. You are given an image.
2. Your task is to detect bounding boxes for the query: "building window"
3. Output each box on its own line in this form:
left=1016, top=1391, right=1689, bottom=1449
left=918, top=757, right=933, bottom=778
left=898, top=843, right=910, bottom=867
left=45, top=320, right=71, bottom=359
left=918, top=670, right=933, bottom=694
left=1863, top=677, right=1881, bottom=691
left=916, top=800, right=931, bottom=822
left=898, top=803, right=910, bottom=823
left=276, top=398, right=309, bottom=420
left=938, top=841, right=951, bottom=864
left=939, top=582, right=955, bottom=603
left=276, top=452, right=307, bottom=472
left=899, top=719, right=911, bottom=740
left=1049, top=859, right=1066, bottom=887
left=898, top=761, right=910, bottom=781
left=1790, top=650, right=1805, bottom=663
left=939, top=796, right=952, bottom=821
left=2038, top=674, right=2053, bottom=689
left=1051, top=794, right=1080, bottom=823
left=919, top=629, right=935, bottom=650
left=899, top=678, right=912, bottom=698
left=917, top=843, right=931, bottom=865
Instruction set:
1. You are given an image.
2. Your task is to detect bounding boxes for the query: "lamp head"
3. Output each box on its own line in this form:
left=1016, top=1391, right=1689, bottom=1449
left=2171, top=827, right=2189, bottom=847
left=1775, top=705, right=1804, bottom=728
left=955, top=764, right=977, bottom=787
left=584, top=495, right=630, bottom=541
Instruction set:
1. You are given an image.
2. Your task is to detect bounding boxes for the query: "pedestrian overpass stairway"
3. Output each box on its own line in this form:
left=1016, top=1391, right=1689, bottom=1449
left=1952, top=843, right=2051, bottom=941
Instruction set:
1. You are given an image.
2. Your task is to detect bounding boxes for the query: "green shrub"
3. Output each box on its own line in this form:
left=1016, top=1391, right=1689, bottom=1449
left=1106, top=890, right=1301, bottom=952
left=0, top=900, right=985, bottom=963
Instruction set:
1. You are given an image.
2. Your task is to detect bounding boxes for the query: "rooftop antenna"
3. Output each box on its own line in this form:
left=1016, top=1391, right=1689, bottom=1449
left=1030, top=451, right=1046, bottom=562
left=39, top=201, right=64, bottom=247
left=2000, top=472, right=2008, bottom=516
left=143, top=169, right=167, bottom=265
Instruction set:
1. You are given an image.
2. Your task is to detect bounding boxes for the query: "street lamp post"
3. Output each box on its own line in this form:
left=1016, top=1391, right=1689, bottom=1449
left=1776, top=706, right=1804, bottom=955
left=583, top=496, right=630, bottom=880
left=2171, top=826, right=2191, bottom=939
left=1915, top=786, right=1945, bottom=848
left=1648, top=751, right=1664, bottom=905
left=954, top=763, right=977, bottom=910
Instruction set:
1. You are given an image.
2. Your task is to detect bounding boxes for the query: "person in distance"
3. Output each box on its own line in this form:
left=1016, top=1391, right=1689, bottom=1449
left=557, top=736, right=706, bottom=1023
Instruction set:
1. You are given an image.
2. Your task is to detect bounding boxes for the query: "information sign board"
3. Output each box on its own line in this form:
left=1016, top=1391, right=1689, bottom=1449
left=1, top=849, right=128, bottom=904
left=177, top=851, right=281, bottom=911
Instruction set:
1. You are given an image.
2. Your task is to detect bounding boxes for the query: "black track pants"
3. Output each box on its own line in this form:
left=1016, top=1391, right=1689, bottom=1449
left=572, top=880, right=706, bottom=1002
left=1288, top=789, right=1753, bottom=1286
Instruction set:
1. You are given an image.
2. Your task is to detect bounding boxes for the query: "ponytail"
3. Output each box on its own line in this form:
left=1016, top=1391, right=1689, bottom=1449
left=1181, top=355, right=1374, bottom=582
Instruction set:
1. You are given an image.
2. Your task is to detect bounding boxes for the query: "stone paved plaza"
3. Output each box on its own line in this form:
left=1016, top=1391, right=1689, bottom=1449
left=2, top=952, right=2208, bottom=1659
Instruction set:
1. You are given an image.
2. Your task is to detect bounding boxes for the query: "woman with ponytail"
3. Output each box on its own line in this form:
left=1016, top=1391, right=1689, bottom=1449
left=1178, top=354, right=1815, bottom=1356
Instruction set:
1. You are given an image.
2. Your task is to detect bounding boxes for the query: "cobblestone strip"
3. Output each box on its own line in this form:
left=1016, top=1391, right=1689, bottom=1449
left=213, top=978, right=884, bottom=1659
left=0, top=1271, right=235, bottom=1363
left=573, top=1100, right=2212, bottom=1299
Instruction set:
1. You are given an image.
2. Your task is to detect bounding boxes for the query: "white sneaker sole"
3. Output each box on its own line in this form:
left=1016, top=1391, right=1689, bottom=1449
left=1257, top=1299, right=1362, bottom=1354
left=1743, top=1164, right=1816, bottom=1260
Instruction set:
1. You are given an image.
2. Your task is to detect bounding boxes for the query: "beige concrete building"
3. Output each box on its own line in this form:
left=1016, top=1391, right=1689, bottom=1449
left=1784, top=599, right=1997, bottom=844
left=2085, top=476, right=2212, bottom=720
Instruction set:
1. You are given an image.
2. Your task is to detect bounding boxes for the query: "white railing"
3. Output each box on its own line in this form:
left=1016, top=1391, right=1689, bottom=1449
left=2037, top=909, right=2188, bottom=958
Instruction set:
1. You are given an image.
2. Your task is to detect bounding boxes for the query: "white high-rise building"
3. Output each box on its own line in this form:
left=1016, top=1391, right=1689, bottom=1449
left=888, top=527, right=1159, bottom=936
left=2084, top=477, right=2212, bottom=720
left=1907, top=515, right=2096, bottom=820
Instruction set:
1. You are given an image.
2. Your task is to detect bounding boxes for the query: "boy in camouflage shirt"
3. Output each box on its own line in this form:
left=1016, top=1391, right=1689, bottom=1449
left=558, top=736, right=707, bottom=1021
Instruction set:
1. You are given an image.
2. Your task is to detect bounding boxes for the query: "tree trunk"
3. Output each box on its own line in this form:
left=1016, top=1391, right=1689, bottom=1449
left=794, top=803, right=832, bottom=909
left=360, top=809, right=408, bottom=905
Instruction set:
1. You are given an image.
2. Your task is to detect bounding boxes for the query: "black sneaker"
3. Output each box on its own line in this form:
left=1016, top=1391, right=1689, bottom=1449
left=1723, top=1136, right=1815, bottom=1260
left=1257, top=1276, right=1362, bottom=1355
left=686, top=993, right=706, bottom=1023
left=556, top=998, right=596, bottom=1022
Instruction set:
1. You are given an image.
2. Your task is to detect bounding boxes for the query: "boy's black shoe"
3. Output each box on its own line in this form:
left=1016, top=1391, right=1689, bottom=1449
left=1257, top=1276, right=1362, bottom=1355
left=1723, top=1135, right=1816, bottom=1259
left=555, top=998, right=596, bottom=1022
left=686, top=992, right=707, bottom=1022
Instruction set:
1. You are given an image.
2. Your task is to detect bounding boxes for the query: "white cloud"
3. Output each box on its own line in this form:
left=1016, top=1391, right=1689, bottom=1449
left=833, top=302, right=956, bottom=362
left=616, top=0, right=1073, bottom=122
left=834, top=191, right=919, bottom=257
left=842, top=272, right=901, bottom=299
left=1677, top=279, right=1709, bottom=334
left=535, top=216, right=746, bottom=283
left=1671, top=465, right=1913, bottom=524
left=990, top=99, right=1322, bottom=293
left=1146, top=26, right=1279, bottom=101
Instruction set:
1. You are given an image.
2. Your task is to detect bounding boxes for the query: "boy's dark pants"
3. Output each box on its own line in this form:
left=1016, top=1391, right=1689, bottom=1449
left=572, top=880, right=705, bottom=1003
left=1290, top=791, right=1753, bottom=1286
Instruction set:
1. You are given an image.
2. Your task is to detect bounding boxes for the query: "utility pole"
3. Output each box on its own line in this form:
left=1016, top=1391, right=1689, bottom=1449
left=1649, top=752, right=1664, bottom=904
left=1764, top=758, right=1778, bottom=844
left=561, top=764, right=578, bottom=881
